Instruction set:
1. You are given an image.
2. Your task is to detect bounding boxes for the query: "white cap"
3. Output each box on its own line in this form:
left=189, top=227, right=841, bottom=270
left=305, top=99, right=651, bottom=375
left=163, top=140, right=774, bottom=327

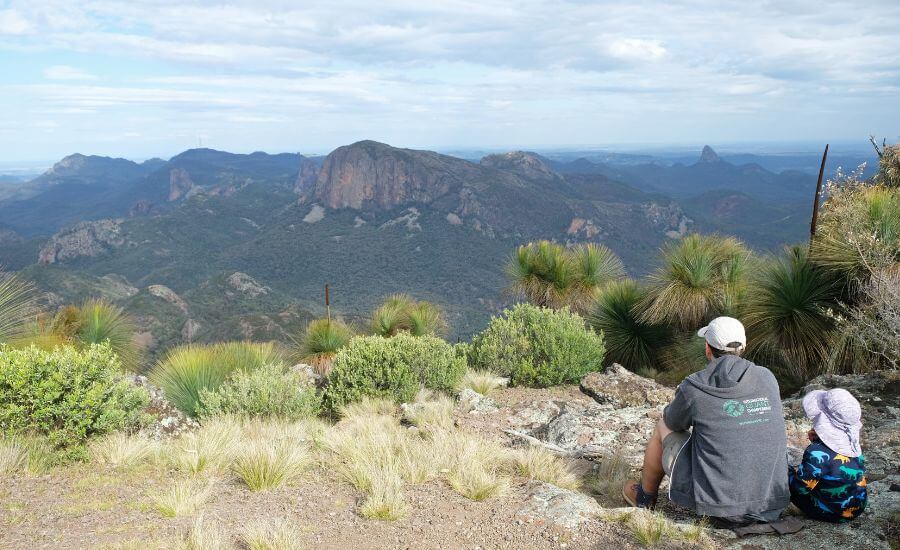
left=697, top=316, right=746, bottom=352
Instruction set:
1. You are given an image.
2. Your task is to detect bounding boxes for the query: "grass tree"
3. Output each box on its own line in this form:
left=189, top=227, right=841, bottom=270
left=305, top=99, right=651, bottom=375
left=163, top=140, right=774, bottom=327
left=370, top=294, right=447, bottom=337
left=0, top=269, right=39, bottom=343
left=744, top=246, right=841, bottom=382
left=75, top=299, right=139, bottom=370
left=589, top=279, right=673, bottom=372
left=295, top=317, right=354, bottom=371
left=639, top=234, right=751, bottom=330
left=505, top=240, right=624, bottom=313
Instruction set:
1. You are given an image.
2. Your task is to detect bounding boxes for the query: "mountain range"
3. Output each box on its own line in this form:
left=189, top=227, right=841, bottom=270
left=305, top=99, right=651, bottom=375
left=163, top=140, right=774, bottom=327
left=0, top=140, right=816, bottom=363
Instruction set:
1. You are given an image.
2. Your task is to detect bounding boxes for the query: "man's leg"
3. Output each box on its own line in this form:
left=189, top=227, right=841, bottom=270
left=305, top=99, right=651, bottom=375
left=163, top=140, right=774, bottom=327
left=641, top=416, right=673, bottom=494
left=623, top=417, right=673, bottom=508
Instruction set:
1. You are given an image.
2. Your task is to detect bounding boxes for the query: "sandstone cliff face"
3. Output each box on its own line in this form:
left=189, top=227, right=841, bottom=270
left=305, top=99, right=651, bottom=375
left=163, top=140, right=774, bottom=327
left=293, top=157, right=320, bottom=195
left=310, top=140, right=476, bottom=210
left=480, top=151, right=561, bottom=183
left=168, top=168, right=194, bottom=201
left=38, top=219, right=126, bottom=264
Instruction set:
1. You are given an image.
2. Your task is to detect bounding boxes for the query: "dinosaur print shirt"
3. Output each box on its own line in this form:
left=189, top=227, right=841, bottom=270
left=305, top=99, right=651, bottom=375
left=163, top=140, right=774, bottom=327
left=788, top=440, right=867, bottom=523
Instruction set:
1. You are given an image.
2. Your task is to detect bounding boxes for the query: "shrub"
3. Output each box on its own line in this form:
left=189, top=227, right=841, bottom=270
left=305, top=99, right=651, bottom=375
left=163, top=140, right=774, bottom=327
left=468, top=303, right=605, bottom=387
left=322, top=334, right=465, bottom=413
left=150, top=341, right=282, bottom=417
left=196, top=364, right=321, bottom=420
left=294, top=318, right=354, bottom=373
left=370, top=294, right=447, bottom=337
left=0, top=344, right=148, bottom=449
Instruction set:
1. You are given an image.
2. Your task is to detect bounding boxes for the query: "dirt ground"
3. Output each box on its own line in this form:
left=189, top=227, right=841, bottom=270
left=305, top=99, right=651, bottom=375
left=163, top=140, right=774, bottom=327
left=1, top=385, right=657, bottom=550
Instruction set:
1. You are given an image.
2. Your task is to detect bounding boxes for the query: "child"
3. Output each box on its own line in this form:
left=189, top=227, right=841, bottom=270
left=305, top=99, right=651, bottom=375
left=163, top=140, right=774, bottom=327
left=789, top=388, right=867, bottom=522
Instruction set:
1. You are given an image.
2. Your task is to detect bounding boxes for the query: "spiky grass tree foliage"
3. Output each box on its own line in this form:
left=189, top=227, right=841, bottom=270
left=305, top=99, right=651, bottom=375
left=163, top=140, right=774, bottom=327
left=75, top=299, right=139, bottom=370
left=589, top=279, right=673, bottom=372
left=150, top=341, right=283, bottom=417
left=0, top=269, right=39, bottom=343
left=370, top=294, right=447, bottom=337
left=505, top=240, right=624, bottom=313
left=295, top=318, right=354, bottom=372
left=640, top=234, right=750, bottom=330
left=814, top=183, right=900, bottom=281
left=744, top=246, right=841, bottom=382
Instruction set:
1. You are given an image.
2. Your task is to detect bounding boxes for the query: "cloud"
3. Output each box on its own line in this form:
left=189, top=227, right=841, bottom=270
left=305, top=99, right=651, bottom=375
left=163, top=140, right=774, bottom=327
left=605, top=38, right=667, bottom=62
left=43, top=65, right=97, bottom=81
left=0, top=9, right=32, bottom=35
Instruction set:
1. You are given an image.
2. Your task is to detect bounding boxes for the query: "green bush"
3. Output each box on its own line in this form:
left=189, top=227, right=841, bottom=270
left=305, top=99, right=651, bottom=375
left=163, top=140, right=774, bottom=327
left=469, top=303, right=605, bottom=387
left=322, top=334, right=465, bottom=414
left=196, top=363, right=321, bottom=420
left=0, top=344, right=148, bottom=449
left=150, top=341, right=283, bottom=417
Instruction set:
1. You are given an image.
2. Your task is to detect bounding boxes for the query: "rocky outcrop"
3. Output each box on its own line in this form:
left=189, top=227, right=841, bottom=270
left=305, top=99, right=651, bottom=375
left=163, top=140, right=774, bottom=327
left=181, top=318, right=201, bottom=341
left=147, top=284, right=189, bottom=315
left=128, top=375, right=198, bottom=438
left=38, top=219, right=126, bottom=264
left=458, top=388, right=499, bottom=414
left=580, top=364, right=674, bottom=408
left=566, top=218, right=602, bottom=240
left=480, top=151, right=562, bottom=183
left=641, top=203, right=692, bottom=238
left=309, top=140, right=476, bottom=210
left=129, top=200, right=154, bottom=217
left=98, top=274, right=139, bottom=299
left=293, top=156, right=319, bottom=195
left=226, top=272, right=269, bottom=298
left=698, top=145, right=721, bottom=163
left=168, top=168, right=194, bottom=201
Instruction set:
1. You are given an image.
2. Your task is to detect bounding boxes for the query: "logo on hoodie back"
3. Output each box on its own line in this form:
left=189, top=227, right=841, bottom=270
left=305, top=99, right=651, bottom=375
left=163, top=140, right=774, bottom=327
left=723, top=400, right=746, bottom=417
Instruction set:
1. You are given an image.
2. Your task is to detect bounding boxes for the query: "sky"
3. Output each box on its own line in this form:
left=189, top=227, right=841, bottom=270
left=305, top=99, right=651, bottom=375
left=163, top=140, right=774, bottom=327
left=1, top=0, right=899, bottom=163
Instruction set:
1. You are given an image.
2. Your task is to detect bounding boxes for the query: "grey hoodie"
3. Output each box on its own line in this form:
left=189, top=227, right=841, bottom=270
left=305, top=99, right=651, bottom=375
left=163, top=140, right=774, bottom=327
left=663, top=355, right=789, bottom=520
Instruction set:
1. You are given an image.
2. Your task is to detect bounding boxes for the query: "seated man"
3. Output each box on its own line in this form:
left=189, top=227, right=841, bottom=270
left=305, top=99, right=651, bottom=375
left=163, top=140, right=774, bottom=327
left=622, top=316, right=790, bottom=525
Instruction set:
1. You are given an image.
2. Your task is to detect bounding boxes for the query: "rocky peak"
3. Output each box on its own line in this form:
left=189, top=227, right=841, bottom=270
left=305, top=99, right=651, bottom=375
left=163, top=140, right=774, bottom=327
left=698, top=145, right=721, bottom=163
left=226, top=272, right=270, bottom=298
left=480, top=151, right=561, bottom=182
left=309, top=140, right=476, bottom=210
left=47, top=153, right=88, bottom=175
left=168, top=168, right=194, bottom=201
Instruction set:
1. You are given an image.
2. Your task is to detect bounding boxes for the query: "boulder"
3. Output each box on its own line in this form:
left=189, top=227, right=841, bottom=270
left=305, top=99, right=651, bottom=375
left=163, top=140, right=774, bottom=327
left=128, top=375, right=198, bottom=439
left=580, top=364, right=675, bottom=408
left=458, top=388, right=499, bottom=414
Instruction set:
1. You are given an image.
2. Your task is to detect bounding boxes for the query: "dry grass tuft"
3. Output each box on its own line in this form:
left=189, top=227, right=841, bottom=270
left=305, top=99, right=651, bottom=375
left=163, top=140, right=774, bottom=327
left=150, top=479, right=214, bottom=518
left=584, top=454, right=632, bottom=503
left=359, top=467, right=409, bottom=521
left=90, top=432, right=159, bottom=468
left=513, top=445, right=581, bottom=490
left=629, top=509, right=668, bottom=547
left=167, top=417, right=241, bottom=475
left=402, top=390, right=454, bottom=431
left=435, top=431, right=510, bottom=501
left=179, top=515, right=230, bottom=550
left=240, top=518, right=303, bottom=550
left=0, top=439, right=27, bottom=475
left=339, top=397, right=397, bottom=420
left=457, top=370, right=506, bottom=396
left=232, top=440, right=310, bottom=491
left=0, top=437, right=53, bottom=476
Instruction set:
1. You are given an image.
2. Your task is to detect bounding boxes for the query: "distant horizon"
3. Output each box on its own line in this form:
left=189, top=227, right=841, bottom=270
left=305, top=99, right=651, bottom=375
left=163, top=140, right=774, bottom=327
left=0, top=137, right=882, bottom=172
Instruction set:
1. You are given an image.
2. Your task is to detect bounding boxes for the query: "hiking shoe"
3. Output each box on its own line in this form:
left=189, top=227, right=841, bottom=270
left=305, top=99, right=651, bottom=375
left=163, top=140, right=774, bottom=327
left=622, top=481, right=657, bottom=509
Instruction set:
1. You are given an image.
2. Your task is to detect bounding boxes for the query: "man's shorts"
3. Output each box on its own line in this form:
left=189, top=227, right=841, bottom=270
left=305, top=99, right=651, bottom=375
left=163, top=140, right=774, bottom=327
left=661, top=431, right=691, bottom=476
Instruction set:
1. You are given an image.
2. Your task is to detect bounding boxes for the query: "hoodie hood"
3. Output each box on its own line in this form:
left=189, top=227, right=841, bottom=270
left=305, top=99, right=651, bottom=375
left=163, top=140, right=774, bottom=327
left=685, top=355, right=756, bottom=398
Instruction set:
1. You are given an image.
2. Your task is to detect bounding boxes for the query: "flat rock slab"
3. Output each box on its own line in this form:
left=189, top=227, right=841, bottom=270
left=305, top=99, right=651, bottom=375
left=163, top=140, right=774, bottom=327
left=518, top=481, right=603, bottom=530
